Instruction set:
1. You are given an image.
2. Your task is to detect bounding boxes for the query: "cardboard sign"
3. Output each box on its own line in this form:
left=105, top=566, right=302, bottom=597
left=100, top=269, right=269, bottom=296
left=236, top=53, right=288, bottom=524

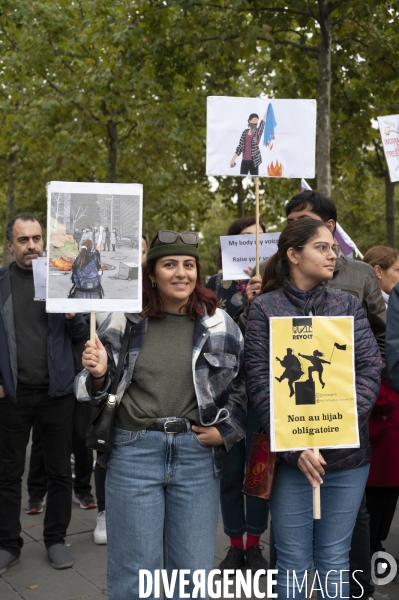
left=220, top=233, right=280, bottom=280
left=378, top=115, right=399, bottom=183
left=46, top=181, right=143, bottom=313
left=206, top=96, right=316, bottom=178
left=270, top=316, right=358, bottom=452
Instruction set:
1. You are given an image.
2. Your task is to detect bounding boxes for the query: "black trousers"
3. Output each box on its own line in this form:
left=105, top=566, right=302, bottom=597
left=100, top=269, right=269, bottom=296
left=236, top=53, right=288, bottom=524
left=0, top=390, right=74, bottom=555
left=366, top=486, right=399, bottom=556
left=240, top=159, right=258, bottom=175
left=28, top=401, right=94, bottom=498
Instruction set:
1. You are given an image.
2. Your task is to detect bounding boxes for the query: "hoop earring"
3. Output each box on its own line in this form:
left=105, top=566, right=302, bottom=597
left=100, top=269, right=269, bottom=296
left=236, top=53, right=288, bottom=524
left=152, top=280, right=157, bottom=288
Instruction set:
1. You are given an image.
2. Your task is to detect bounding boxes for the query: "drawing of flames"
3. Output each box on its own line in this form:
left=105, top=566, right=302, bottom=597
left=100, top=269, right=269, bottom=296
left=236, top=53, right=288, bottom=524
left=267, top=160, right=283, bottom=176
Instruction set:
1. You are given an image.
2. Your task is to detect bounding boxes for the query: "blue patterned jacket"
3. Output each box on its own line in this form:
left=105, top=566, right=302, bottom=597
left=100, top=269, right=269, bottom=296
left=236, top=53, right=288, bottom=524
left=245, top=279, right=382, bottom=471
left=75, top=308, right=247, bottom=476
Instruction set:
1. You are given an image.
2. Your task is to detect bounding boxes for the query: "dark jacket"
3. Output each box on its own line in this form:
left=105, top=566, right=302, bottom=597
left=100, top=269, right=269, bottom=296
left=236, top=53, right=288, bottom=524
left=386, top=283, right=399, bottom=394
left=238, top=255, right=386, bottom=371
left=0, top=263, right=88, bottom=402
left=245, top=279, right=382, bottom=471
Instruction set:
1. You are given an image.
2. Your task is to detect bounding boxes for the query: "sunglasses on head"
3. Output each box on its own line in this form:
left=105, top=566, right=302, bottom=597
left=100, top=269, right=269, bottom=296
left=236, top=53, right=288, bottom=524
left=150, top=230, right=199, bottom=248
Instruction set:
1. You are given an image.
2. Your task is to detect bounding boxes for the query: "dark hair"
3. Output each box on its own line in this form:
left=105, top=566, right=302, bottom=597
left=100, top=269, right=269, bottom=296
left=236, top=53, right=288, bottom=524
left=248, top=113, right=259, bottom=121
left=285, top=191, right=337, bottom=225
left=6, top=212, right=43, bottom=243
left=261, top=219, right=331, bottom=294
left=214, top=216, right=267, bottom=269
left=363, top=246, right=399, bottom=271
left=142, top=235, right=148, bottom=247
left=75, top=239, right=93, bottom=270
left=142, top=259, right=217, bottom=319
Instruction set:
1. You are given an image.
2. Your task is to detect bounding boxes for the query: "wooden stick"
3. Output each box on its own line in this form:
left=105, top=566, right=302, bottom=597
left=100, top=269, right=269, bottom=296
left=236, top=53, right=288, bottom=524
left=90, top=312, right=96, bottom=343
left=255, top=176, right=260, bottom=277
left=313, top=448, right=321, bottom=519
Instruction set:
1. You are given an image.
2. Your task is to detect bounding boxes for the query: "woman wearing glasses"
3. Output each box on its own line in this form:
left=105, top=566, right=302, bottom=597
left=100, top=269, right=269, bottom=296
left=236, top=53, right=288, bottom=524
left=245, top=219, right=381, bottom=599
left=76, top=230, right=246, bottom=600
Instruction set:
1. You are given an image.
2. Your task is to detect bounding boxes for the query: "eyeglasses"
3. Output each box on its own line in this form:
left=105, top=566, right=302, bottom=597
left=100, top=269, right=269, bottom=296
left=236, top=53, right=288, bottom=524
left=299, top=242, right=341, bottom=257
left=150, top=230, right=199, bottom=248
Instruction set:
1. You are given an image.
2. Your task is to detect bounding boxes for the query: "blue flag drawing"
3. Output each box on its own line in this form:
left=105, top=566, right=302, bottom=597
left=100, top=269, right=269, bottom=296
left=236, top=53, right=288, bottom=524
left=264, top=103, right=277, bottom=146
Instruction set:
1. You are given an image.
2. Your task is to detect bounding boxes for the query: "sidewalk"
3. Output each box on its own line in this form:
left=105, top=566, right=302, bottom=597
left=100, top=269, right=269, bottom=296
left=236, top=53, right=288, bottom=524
left=1, top=448, right=399, bottom=600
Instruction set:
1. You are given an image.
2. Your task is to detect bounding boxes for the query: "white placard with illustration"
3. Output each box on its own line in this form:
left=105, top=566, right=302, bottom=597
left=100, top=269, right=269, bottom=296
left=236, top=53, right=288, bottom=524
left=46, top=181, right=143, bottom=313
left=206, top=97, right=316, bottom=178
left=378, top=115, right=399, bottom=183
left=221, top=233, right=280, bottom=280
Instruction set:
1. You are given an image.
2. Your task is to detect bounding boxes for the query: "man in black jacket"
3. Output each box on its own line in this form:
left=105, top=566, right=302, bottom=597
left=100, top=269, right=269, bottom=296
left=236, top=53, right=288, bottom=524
left=0, top=213, right=88, bottom=574
left=242, top=191, right=385, bottom=600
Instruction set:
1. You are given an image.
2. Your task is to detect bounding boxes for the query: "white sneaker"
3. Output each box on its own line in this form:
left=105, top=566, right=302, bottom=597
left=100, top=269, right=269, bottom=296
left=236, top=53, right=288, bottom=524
left=94, top=510, right=107, bottom=544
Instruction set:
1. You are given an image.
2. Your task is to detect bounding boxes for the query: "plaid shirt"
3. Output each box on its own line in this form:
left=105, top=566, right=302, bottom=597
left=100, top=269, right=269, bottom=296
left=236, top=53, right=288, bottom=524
left=75, top=308, right=246, bottom=476
left=235, top=119, right=265, bottom=168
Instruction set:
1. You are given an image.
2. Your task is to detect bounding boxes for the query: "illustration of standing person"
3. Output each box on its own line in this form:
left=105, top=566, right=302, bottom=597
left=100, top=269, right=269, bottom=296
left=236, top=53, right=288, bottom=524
left=298, top=350, right=331, bottom=389
left=275, top=348, right=304, bottom=397
left=230, top=111, right=266, bottom=175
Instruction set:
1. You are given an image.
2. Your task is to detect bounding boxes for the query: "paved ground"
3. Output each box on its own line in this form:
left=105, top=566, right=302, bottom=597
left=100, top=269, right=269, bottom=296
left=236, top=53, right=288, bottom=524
left=2, top=447, right=399, bottom=600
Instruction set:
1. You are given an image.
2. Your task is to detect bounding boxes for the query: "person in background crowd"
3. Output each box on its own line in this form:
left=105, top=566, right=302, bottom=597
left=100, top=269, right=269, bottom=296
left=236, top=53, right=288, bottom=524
left=206, top=216, right=269, bottom=573
left=110, top=228, right=117, bottom=251
left=103, top=227, right=111, bottom=252
left=363, top=246, right=399, bottom=557
left=245, top=219, right=381, bottom=599
left=241, top=190, right=386, bottom=600
left=142, top=235, right=148, bottom=265
left=0, top=213, right=89, bottom=573
left=75, top=230, right=246, bottom=599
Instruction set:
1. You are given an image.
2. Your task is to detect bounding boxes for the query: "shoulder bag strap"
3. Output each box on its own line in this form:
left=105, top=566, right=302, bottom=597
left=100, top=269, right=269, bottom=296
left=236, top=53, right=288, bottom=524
left=109, top=321, right=131, bottom=396
left=215, top=272, right=223, bottom=297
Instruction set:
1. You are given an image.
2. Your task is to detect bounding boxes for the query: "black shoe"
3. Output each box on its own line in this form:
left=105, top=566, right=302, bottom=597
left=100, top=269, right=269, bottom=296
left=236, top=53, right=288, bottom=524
left=245, top=545, right=268, bottom=575
left=219, top=546, right=245, bottom=571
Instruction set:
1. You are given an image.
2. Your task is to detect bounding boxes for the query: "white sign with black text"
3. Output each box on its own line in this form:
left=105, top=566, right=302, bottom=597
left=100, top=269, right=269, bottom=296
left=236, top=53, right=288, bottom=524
left=221, top=233, right=280, bottom=280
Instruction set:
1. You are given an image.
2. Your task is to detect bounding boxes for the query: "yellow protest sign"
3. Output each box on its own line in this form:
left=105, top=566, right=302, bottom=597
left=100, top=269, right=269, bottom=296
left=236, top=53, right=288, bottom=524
left=270, top=316, right=359, bottom=452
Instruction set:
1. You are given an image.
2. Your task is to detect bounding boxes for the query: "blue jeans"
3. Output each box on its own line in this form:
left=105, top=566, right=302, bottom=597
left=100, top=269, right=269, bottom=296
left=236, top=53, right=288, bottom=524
left=106, top=422, right=220, bottom=600
left=270, top=463, right=369, bottom=599
left=220, top=404, right=269, bottom=536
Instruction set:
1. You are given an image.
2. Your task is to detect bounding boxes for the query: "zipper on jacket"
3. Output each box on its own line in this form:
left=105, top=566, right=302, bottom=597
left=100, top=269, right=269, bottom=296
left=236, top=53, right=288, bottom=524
left=48, top=314, right=55, bottom=396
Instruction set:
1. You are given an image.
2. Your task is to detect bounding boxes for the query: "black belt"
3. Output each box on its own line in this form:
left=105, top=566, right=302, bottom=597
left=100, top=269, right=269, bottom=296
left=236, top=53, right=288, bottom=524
left=147, top=419, right=193, bottom=434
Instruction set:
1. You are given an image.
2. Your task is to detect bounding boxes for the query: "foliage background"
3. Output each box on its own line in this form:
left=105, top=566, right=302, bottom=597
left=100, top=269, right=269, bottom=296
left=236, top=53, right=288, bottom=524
left=0, top=1, right=398, bottom=276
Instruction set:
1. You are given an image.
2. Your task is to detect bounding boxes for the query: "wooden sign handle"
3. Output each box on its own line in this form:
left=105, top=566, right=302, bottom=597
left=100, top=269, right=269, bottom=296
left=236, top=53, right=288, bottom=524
left=313, top=448, right=321, bottom=519
left=255, top=176, right=260, bottom=277
left=90, top=312, right=96, bottom=343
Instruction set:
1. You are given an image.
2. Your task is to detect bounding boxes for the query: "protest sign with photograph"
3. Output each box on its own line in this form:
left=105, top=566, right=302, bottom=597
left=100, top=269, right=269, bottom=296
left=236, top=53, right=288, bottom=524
left=46, top=181, right=143, bottom=313
left=220, top=233, right=280, bottom=280
left=32, top=257, right=47, bottom=301
left=206, top=96, right=316, bottom=178
left=270, top=316, right=358, bottom=452
left=378, top=114, right=399, bottom=182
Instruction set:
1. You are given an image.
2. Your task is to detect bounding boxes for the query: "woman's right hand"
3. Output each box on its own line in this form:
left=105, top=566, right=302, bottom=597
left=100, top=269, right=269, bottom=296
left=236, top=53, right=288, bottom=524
left=82, top=335, right=108, bottom=378
left=297, top=450, right=326, bottom=487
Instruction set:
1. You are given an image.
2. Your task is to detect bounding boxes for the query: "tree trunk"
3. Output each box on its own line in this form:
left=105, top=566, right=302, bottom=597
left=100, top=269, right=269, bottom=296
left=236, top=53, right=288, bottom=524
left=2, top=152, right=17, bottom=266
left=107, top=120, right=118, bottom=183
left=316, top=1, right=332, bottom=196
left=236, top=178, right=245, bottom=218
left=385, top=173, right=396, bottom=247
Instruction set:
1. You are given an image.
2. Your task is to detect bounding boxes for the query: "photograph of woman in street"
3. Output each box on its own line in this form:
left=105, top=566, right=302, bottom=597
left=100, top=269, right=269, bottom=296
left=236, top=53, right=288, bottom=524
left=69, top=226, right=104, bottom=299
left=245, top=219, right=382, bottom=599
left=75, top=230, right=247, bottom=600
